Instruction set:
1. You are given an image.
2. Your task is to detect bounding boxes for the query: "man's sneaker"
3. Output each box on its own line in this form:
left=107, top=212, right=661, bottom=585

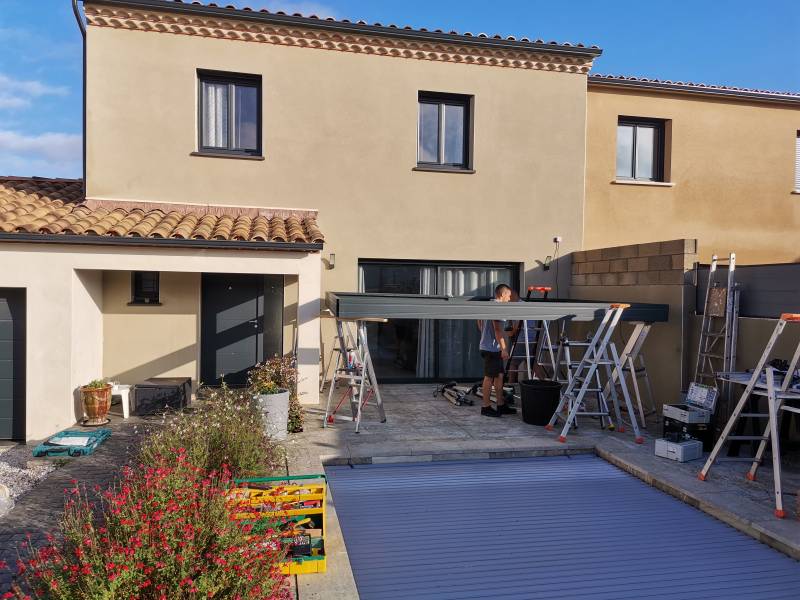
left=497, top=404, right=517, bottom=415
left=481, top=406, right=500, bottom=418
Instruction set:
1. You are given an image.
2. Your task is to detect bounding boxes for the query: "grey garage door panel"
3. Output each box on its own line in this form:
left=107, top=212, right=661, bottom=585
left=0, top=289, right=25, bottom=440
left=327, top=456, right=800, bottom=600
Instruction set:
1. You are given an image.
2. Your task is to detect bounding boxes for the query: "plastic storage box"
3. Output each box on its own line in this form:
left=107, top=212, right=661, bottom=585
left=655, top=438, right=703, bottom=462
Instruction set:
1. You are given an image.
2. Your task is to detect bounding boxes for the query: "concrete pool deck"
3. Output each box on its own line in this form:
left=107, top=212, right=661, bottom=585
left=285, top=384, right=800, bottom=599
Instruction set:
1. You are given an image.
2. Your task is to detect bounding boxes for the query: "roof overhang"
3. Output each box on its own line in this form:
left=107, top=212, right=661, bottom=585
left=0, top=232, right=322, bottom=252
left=84, top=0, right=602, bottom=59
left=588, top=75, right=800, bottom=106
left=326, top=292, right=669, bottom=322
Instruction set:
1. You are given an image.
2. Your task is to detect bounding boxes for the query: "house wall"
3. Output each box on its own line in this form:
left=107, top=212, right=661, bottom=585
left=102, top=271, right=200, bottom=386
left=585, top=85, right=800, bottom=264
left=0, top=242, right=320, bottom=440
left=84, top=22, right=590, bottom=309
left=569, top=239, right=698, bottom=411
left=70, top=270, right=104, bottom=422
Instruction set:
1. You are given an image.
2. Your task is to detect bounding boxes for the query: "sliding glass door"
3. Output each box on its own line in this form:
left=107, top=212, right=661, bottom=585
left=359, top=260, right=517, bottom=381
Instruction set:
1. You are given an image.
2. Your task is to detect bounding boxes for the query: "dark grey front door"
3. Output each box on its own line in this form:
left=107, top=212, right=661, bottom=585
left=0, top=289, right=25, bottom=440
left=200, top=274, right=283, bottom=386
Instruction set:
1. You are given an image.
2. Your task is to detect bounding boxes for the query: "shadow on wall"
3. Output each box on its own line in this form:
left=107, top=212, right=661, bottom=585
left=524, top=254, right=571, bottom=297
left=106, top=344, right=197, bottom=386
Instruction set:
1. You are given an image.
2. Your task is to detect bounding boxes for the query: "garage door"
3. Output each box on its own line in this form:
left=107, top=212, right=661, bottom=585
left=327, top=456, right=800, bottom=600
left=0, top=289, right=25, bottom=440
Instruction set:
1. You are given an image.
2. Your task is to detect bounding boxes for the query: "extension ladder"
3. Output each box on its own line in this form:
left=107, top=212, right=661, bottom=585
left=695, top=253, right=740, bottom=424
left=546, top=304, right=644, bottom=443
left=322, top=317, right=386, bottom=433
left=698, top=313, right=800, bottom=518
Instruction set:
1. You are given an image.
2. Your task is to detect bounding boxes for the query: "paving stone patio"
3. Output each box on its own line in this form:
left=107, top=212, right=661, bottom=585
left=0, top=412, right=156, bottom=591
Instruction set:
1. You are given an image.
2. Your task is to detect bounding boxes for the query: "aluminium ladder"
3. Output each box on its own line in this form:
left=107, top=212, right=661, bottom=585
left=505, top=286, right=557, bottom=381
left=545, top=304, right=644, bottom=443
left=553, top=333, right=614, bottom=430
left=323, top=316, right=386, bottom=433
left=698, top=313, right=800, bottom=518
left=695, top=253, right=740, bottom=426
left=603, top=322, right=656, bottom=428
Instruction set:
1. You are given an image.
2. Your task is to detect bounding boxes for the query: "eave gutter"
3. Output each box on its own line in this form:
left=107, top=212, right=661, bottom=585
left=588, top=76, right=800, bottom=106
left=89, top=0, right=602, bottom=58
left=72, top=0, right=87, bottom=192
left=0, top=232, right=323, bottom=252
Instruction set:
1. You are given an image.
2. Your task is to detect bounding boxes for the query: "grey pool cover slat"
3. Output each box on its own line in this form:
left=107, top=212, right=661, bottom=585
left=326, top=456, right=800, bottom=600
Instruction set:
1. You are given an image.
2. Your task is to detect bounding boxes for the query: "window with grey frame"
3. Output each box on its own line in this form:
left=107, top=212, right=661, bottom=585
left=417, top=92, right=471, bottom=169
left=131, top=271, right=160, bottom=305
left=198, top=70, right=261, bottom=156
left=616, top=118, right=665, bottom=181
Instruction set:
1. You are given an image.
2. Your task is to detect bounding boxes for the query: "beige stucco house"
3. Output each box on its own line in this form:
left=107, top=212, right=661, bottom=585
left=0, top=0, right=798, bottom=440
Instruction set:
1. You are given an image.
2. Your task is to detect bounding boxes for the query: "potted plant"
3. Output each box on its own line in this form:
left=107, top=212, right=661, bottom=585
left=252, top=380, right=290, bottom=441
left=248, top=356, right=304, bottom=434
left=81, top=379, right=112, bottom=426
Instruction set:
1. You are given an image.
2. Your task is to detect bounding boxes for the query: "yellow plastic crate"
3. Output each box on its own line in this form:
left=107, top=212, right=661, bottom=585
left=230, top=474, right=327, bottom=576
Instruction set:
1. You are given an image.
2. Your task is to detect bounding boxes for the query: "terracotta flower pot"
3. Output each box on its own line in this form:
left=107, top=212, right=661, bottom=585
left=81, top=384, right=112, bottom=426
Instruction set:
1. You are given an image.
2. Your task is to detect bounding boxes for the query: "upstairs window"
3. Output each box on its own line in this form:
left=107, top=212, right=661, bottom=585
left=418, top=92, right=471, bottom=170
left=795, top=131, right=800, bottom=191
left=616, top=117, right=665, bottom=181
left=198, top=70, right=261, bottom=156
left=131, top=271, right=160, bottom=305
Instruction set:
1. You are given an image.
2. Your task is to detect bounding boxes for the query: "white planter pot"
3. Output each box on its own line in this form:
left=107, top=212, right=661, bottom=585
left=254, top=389, right=290, bottom=441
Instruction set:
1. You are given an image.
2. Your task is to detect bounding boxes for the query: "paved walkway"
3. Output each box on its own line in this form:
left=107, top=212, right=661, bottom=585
left=0, top=415, right=147, bottom=591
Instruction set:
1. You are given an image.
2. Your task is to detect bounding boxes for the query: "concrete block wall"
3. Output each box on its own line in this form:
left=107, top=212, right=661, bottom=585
left=569, top=239, right=698, bottom=410
left=571, top=239, right=697, bottom=287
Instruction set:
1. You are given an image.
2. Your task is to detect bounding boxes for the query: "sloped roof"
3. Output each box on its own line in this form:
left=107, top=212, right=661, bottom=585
left=87, top=0, right=602, bottom=57
left=589, top=74, right=800, bottom=105
left=0, top=176, right=324, bottom=249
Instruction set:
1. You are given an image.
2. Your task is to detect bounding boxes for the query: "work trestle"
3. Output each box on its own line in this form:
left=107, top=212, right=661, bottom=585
left=546, top=304, right=645, bottom=444
left=322, top=316, right=386, bottom=433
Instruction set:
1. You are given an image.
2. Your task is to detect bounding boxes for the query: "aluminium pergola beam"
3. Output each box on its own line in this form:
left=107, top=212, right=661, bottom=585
left=325, top=292, right=669, bottom=323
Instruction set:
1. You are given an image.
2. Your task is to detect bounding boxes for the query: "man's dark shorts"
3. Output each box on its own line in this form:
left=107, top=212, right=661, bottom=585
left=481, top=351, right=503, bottom=378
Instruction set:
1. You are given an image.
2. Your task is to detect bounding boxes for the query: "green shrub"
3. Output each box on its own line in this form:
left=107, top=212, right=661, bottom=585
left=82, top=379, right=108, bottom=389
left=248, top=357, right=304, bottom=433
left=139, top=383, right=284, bottom=478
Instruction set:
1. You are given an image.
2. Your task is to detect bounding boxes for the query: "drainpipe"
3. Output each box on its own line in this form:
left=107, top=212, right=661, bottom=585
left=72, top=0, right=87, bottom=194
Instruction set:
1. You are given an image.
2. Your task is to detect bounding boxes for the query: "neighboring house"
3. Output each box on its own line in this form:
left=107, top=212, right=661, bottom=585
left=585, top=75, right=800, bottom=264
left=0, top=0, right=798, bottom=440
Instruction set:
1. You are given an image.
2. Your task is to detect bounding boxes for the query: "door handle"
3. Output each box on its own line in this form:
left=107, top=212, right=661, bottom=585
left=248, top=319, right=259, bottom=328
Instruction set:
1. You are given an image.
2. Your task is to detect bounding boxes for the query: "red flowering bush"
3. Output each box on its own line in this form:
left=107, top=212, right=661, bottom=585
left=9, top=451, right=290, bottom=599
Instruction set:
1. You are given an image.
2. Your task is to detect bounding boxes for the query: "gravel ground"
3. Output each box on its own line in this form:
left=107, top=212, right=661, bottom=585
left=0, top=445, right=57, bottom=500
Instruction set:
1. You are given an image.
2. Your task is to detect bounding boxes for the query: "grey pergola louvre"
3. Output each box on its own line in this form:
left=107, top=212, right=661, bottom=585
left=325, top=292, right=669, bottom=322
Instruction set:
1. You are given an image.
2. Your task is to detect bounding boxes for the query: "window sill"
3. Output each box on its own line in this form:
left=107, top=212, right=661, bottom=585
left=612, top=179, right=674, bottom=187
left=190, top=151, right=264, bottom=161
left=792, top=190, right=800, bottom=195
left=412, top=166, right=475, bottom=174
left=127, top=302, right=163, bottom=307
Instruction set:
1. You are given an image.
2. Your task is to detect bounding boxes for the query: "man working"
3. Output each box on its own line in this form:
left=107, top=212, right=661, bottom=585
left=477, top=284, right=517, bottom=417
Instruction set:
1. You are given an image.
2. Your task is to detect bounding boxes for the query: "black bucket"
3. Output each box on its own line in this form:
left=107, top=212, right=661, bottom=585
left=520, top=379, right=562, bottom=426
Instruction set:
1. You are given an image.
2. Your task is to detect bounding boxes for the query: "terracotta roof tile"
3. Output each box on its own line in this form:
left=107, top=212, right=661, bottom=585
left=164, top=0, right=601, bottom=52
left=0, top=177, right=324, bottom=246
left=589, top=74, right=800, bottom=102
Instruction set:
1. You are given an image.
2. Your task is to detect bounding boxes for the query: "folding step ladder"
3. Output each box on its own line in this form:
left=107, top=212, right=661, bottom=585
left=695, top=253, right=740, bottom=426
left=506, top=286, right=557, bottom=381
left=553, top=334, right=614, bottom=430
left=323, top=317, right=386, bottom=433
left=603, top=322, right=656, bottom=428
left=698, top=313, right=800, bottom=518
left=319, top=335, right=342, bottom=392
left=546, top=304, right=644, bottom=443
